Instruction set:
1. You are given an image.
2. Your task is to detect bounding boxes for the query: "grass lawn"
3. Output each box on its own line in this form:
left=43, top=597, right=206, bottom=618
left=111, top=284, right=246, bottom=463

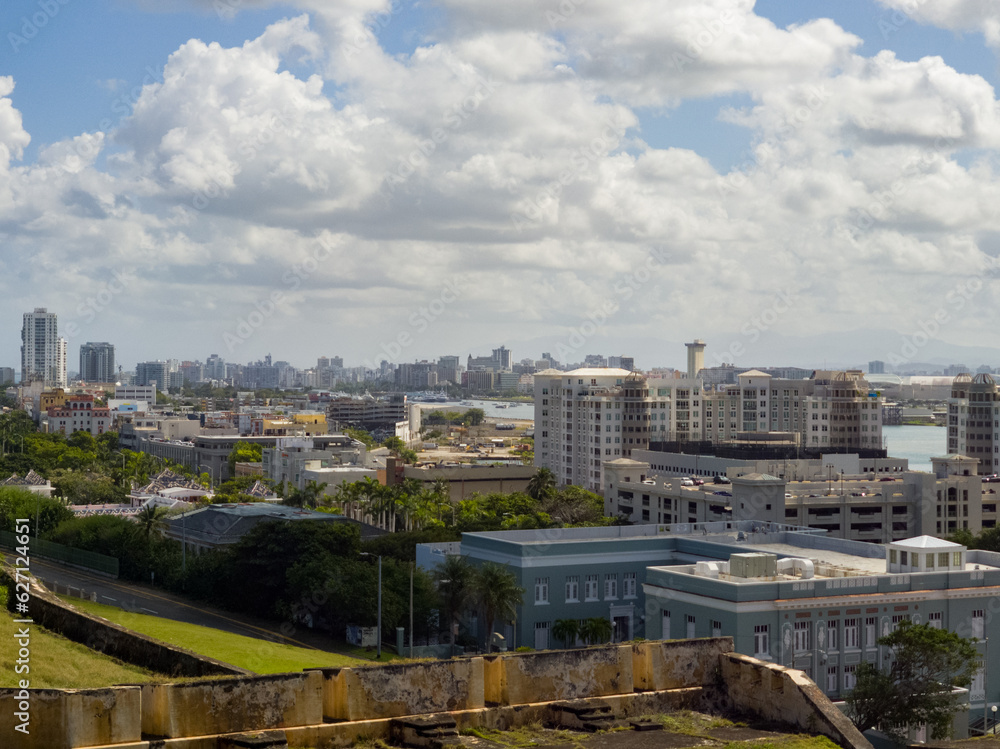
left=62, top=597, right=372, bottom=674
left=0, top=608, right=161, bottom=688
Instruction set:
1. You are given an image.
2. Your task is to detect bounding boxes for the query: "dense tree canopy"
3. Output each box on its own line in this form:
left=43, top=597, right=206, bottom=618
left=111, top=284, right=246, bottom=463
left=845, top=620, right=979, bottom=742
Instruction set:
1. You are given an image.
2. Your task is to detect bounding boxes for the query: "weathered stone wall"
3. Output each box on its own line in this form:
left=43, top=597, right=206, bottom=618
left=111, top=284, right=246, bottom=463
left=0, top=688, right=141, bottom=749
left=484, top=644, right=634, bottom=705
left=141, top=671, right=323, bottom=738
left=0, top=561, right=246, bottom=678
left=633, top=637, right=733, bottom=691
left=317, top=658, right=485, bottom=721
left=718, top=652, right=873, bottom=749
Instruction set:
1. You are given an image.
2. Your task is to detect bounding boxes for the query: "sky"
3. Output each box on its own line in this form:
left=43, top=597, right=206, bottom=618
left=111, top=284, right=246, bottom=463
left=3, top=0, right=1000, bottom=374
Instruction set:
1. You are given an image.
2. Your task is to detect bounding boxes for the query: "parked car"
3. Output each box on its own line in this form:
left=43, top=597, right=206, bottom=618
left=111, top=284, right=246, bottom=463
left=713, top=475, right=732, bottom=484
left=680, top=478, right=695, bottom=487
left=692, top=478, right=705, bottom=486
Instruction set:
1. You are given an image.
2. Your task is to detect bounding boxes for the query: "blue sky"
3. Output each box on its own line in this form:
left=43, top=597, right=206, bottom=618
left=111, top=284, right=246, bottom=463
left=2, top=0, right=1000, bottom=372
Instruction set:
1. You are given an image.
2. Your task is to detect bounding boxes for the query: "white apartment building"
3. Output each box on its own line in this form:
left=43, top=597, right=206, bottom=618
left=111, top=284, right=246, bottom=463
left=21, top=308, right=66, bottom=386
left=533, top=368, right=670, bottom=493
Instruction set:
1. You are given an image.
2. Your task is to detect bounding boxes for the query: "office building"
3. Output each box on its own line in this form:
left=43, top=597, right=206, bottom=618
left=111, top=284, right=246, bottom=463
left=135, top=360, right=169, bottom=388
left=79, top=342, right=116, bottom=383
left=868, top=360, right=885, bottom=374
left=21, top=308, right=65, bottom=386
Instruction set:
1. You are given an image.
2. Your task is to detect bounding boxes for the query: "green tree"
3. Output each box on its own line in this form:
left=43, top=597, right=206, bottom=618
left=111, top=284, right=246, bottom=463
left=526, top=467, right=556, bottom=500
left=541, top=485, right=606, bottom=525
left=382, top=436, right=405, bottom=452
left=845, top=620, right=979, bottom=742
left=135, top=504, right=169, bottom=538
left=461, top=408, right=485, bottom=426
left=345, top=428, right=376, bottom=448
left=552, top=618, right=581, bottom=649
left=580, top=617, right=613, bottom=645
left=227, top=442, right=263, bottom=474
left=473, top=561, right=524, bottom=652
left=433, top=554, right=476, bottom=649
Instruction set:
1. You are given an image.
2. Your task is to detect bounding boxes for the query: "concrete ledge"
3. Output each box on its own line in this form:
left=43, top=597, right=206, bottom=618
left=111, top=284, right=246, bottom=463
left=141, top=671, right=323, bottom=739
left=0, top=687, right=141, bottom=749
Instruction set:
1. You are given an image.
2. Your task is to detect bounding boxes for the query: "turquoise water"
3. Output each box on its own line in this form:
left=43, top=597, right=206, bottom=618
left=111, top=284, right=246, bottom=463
left=882, top=425, right=947, bottom=472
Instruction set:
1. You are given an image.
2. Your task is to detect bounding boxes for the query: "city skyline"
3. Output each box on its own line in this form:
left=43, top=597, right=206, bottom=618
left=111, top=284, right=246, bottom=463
left=3, top=2, right=1000, bottom=369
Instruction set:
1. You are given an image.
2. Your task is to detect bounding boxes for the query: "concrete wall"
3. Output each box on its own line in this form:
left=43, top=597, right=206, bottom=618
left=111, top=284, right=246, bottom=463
left=719, top=652, right=872, bottom=749
left=317, top=659, right=485, bottom=721
left=141, top=672, right=323, bottom=738
left=0, top=688, right=141, bottom=749
left=0, top=638, right=874, bottom=749
left=485, top=644, right=634, bottom=705
left=0, top=562, right=246, bottom=678
left=634, top=638, right=733, bottom=691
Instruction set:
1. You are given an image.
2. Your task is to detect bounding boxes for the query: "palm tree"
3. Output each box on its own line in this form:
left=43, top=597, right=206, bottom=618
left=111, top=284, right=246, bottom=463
left=473, top=561, right=525, bottom=652
left=136, top=504, right=168, bottom=538
left=552, top=618, right=581, bottom=649
left=433, top=554, right=475, bottom=649
left=526, top=467, right=557, bottom=500
left=580, top=617, right=613, bottom=645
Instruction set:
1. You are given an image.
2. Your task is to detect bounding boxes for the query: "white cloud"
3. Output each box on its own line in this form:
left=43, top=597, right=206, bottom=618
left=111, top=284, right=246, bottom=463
left=876, top=0, right=1000, bottom=49
left=5, top=1, right=1000, bottom=366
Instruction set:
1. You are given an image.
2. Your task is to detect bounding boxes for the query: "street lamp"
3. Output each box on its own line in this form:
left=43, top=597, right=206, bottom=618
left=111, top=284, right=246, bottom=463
left=360, top=552, right=382, bottom=659
left=992, top=705, right=997, bottom=734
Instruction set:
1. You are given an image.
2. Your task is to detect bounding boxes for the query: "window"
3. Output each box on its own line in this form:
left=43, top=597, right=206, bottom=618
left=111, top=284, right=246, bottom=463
left=604, top=574, right=618, bottom=599
left=953, top=552, right=962, bottom=567
left=794, top=621, right=810, bottom=652
left=973, top=609, right=985, bottom=639
left=928, top=611, right=943, bottom=629
left=891, top=614, right=909, bottom=632
left=534, top=577, right=549, bottom=604
left=754, top=625, right=769, bottom=656
left=843, top=619, right=859, bottom=649
left=826, top=666, right=837, bottom=692
left=623, top=572, right=637, bottom=598
left=865, top=617, right=877, bottom=647
left=686, top=614, right=696, bottom=639
left=565, top=576, right=579, bottom=603
left=662, top=610, right=671, bottom=639
left=712, top=620, right=722, bottom=637
left=828, top=620, right=839, bottom=650
left=585, top=574, right=599, bottom=601
left=843, top=665, right=857, bottom=690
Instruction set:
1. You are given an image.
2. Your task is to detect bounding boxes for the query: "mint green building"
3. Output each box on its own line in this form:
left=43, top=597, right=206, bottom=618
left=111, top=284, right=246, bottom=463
left=443, top=523, right=1000, bottom=734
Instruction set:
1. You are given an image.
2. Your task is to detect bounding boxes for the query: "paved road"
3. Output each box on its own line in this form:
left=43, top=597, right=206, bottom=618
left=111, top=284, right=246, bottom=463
left=4, top=552, right=363, bottom=656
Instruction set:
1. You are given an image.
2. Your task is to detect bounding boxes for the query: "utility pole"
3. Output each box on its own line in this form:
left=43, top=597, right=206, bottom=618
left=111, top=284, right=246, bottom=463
left=410, top=562, right=414, bottom=658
